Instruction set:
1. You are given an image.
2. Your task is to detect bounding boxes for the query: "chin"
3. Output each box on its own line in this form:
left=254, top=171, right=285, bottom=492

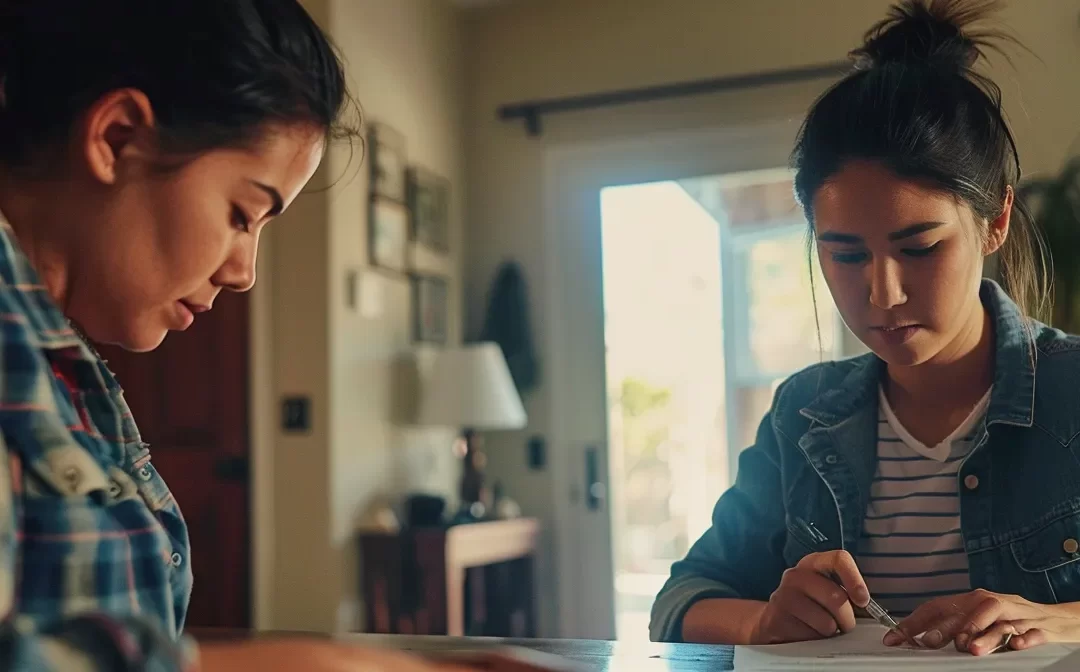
left=859, top=332, right=937, bottom=368
left=94, top=326, right=168, bottom=353
left=871, top=345, right=927, bottom=368
left=864, top=341, right=941, bottom=369
left=123, top=331, right=169, bottom=353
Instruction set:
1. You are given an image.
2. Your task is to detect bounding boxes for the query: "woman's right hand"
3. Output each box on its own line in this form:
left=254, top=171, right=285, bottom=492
left=749, top=550, right=871, bottom=645
left=197, top=639, right=480, bottom=672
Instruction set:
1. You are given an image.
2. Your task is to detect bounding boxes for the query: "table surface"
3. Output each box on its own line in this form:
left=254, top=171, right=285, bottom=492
left=352, top=634, right=735, bottom=671
left=190, top=630, right=735, bottom=671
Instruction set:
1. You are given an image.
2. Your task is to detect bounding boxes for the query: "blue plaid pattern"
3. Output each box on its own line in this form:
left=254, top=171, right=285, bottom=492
left=0, top=219, right=195, bottom=671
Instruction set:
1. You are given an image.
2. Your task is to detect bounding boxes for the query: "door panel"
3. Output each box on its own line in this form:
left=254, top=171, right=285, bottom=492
left=98, top=290, right=250, bottom=629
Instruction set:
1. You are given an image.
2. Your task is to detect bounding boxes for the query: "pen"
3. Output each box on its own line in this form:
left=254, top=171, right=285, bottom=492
left=790, top=517, right=918, bottom=647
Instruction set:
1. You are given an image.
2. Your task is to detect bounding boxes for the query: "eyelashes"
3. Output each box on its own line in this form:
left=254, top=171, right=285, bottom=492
left=901, top=241, right=940, bottom=258
left=230, top=205, right=252, bottom=233
left=829, top=241, right=941, bottom=265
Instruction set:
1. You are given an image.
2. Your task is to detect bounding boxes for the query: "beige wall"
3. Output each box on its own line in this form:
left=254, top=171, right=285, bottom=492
left=253, top=0, right=466, bottom=631
left=462, top=0, right=1080, bottom=636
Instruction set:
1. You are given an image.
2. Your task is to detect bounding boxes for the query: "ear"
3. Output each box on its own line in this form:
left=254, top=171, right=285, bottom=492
left=984, top=186, right=1013, bottom=256
left=77, top=89, right=156, bottom=185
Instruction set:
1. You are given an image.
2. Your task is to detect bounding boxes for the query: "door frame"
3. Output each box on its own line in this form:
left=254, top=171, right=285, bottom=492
left=542, top=120, right=802, bottom=639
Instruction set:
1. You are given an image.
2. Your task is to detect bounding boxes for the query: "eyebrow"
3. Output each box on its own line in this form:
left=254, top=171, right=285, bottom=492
left=817, top=221, right=947, bottom=244
left=250, top=180, right=284, bottom=217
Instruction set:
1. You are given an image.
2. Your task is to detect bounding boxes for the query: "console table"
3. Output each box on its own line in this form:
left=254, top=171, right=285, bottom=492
left=359, top=518, right=539, bottom=637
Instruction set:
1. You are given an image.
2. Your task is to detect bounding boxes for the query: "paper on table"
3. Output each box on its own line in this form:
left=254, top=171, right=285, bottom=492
left=734, top=622, right=1080, bottom=671
left=1042, top=648, right=1080, bottom=672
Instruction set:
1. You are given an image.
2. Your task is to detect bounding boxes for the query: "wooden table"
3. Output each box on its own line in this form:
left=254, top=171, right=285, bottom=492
left=191, top=629, right=735, bottom=671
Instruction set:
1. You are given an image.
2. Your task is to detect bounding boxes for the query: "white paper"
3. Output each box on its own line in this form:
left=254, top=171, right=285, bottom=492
left=1042, top=648, right=1080, bottom=672
left=735, top=622, right=1079, bottom=670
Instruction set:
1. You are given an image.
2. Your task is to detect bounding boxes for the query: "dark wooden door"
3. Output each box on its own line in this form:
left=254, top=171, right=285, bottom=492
left=97, top=291, right=251, bottom=629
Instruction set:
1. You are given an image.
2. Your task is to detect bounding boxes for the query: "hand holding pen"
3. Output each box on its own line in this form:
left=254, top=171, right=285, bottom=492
left=789, top=518, right=919, bottom=647
left=747, top=519, right=875, bottom=645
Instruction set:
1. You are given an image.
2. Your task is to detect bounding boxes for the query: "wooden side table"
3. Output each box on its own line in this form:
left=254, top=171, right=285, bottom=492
left=359, top=518, right=539, bottom=637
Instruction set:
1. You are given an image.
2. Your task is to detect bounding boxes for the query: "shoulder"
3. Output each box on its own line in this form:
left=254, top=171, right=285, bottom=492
left=1027, top=321, right=1080, bottom=441
left=1033, top=320, right=1080, bottom=358
left=1032, top=320, right=1080, bottom=385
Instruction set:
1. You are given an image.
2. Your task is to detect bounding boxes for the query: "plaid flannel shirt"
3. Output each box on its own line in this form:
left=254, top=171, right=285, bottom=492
left=0, top=218, right=196, bottom=671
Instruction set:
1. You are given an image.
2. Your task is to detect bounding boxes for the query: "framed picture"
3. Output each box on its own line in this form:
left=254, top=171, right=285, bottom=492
left=368, top=122, right=406, bottom=203
left=407, top=167, right=450, bottom=253
left=411, top=274, right=449, bottom=344
left=369, top=198, right=409, bottom=273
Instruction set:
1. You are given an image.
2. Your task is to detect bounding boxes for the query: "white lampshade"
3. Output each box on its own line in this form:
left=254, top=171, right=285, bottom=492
left=417, top=342, right=527, bottom=430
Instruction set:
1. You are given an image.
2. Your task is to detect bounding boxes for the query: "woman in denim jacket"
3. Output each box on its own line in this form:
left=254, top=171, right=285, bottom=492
left=652, top=0, right=1080, bottom=655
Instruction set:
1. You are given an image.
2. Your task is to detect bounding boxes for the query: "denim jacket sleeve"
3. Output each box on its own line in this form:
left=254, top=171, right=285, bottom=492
left=649, top=403, right=789, bottom=642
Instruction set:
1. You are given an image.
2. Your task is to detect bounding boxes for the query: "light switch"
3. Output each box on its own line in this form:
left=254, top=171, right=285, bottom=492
left=282, top=396, right=311, bottom=432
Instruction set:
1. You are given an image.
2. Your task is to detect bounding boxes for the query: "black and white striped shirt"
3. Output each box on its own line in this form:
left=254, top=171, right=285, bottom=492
left=855, top=386, right=990, bottom=617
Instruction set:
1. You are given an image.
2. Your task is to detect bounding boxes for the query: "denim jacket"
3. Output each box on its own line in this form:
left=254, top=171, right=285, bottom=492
left=651, top=280, right=1080, bottom=642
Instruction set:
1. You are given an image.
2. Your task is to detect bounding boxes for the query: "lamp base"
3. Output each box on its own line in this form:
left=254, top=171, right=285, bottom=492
left=457, top=428, right=492, bottom=521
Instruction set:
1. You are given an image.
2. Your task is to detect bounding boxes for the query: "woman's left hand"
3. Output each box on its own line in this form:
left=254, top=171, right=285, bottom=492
left=883, top=589, right=1080, bottom=655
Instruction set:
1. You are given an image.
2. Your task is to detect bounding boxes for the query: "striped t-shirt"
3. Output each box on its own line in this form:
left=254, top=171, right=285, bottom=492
left=855, top=385, right=990, bottom=617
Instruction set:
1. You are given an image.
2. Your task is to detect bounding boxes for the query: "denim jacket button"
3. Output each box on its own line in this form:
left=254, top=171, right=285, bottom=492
left=825, top=454, right=838, bottom=465
left=1064, top=538, right=1079, bottom=555
left=963, top=474, right=979, bottom=491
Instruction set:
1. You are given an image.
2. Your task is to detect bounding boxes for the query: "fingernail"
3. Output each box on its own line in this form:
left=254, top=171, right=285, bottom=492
left=924, top=630, right=943, bottom=647
left=858, top=588, right=870, bottom=606
left=883, top=631, right=900, bottom=646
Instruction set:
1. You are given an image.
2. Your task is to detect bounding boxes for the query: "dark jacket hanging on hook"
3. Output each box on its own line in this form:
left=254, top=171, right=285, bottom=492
left=480, top=261, right=539, bottom=398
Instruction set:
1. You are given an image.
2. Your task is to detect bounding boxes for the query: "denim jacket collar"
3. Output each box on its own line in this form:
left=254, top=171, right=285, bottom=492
left=799, top=279, right=1035, bottom=430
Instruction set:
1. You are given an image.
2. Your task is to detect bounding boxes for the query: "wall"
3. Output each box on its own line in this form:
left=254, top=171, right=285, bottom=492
left=253, top=0, right=466, bottom=631
left=462, top=0, right=1080, bottom=636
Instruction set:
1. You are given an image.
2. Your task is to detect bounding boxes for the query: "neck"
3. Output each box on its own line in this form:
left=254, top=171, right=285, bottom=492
left=886, top=299, right=995, bottom=409
left=0, top=173, right=73, bottom=310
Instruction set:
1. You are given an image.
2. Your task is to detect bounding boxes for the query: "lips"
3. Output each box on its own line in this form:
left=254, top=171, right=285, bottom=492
left=179, top=300, right=211, bottom=314
left=870, top=324, right=922, bottom=345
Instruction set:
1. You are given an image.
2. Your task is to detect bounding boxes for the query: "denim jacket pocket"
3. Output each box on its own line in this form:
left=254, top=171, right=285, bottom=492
left=1009, top=512, right=1080, bottom=604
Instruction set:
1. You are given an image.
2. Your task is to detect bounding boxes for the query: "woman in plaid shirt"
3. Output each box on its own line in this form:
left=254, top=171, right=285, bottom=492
left=0, top=1, right=475, bottom=671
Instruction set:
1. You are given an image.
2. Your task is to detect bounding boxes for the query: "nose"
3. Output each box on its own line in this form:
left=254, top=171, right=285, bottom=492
left=869, top=255, right=907, bottom=310
left=213, top=234, right=258, bottom=293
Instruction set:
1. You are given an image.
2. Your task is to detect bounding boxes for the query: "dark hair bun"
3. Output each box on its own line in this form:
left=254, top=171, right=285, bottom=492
left=850, top=0, right=1007, bottom=73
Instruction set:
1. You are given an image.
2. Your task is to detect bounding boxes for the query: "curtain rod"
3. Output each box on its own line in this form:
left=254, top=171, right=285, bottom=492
left=496, top=60, right=850, bottom=137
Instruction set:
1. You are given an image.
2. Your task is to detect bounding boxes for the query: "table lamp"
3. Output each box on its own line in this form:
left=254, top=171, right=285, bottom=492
left=418, top=342, right=527, bottom=521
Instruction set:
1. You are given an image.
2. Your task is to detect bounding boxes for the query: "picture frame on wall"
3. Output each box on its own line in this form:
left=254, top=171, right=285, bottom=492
left=368, top=122, right=407, bottom=203
left=407, top=167, right=450, bottom=254
left=411, top=274, right=449, bottom=344
left=369, top=198, right=409, bottom=273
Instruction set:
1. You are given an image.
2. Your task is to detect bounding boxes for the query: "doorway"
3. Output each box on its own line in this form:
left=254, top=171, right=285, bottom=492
left=543, top=123, right=860, bottom=640
left=599, top=171, right=842, bottom=638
